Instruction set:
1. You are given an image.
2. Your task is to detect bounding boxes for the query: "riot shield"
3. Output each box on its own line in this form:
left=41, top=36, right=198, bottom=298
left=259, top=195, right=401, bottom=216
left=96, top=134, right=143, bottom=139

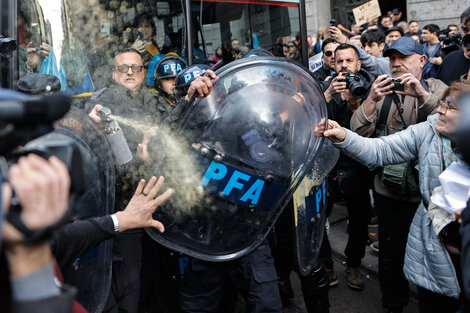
left=293, top=139, right=339, bottom=276
left=146, top=57, right=333, bottom=262
left=27, top=107, right=116, bottom=313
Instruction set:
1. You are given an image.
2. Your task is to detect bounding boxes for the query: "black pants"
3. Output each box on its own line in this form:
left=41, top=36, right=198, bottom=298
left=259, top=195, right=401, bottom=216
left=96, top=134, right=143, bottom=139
left=139, top=234, right=182, bottom=313
left=416, top=286, right=460, bottom=313
left=338, top=166, right=372, bottom=268
left=179, top=242, right=282, bottom=313
left=273, top=203, right=330, bottom=313
left=319, top=175, right=336, bottom=269
left=104, top=229, right=144, bottom=313
left=375, top=193, right=418, bottom=310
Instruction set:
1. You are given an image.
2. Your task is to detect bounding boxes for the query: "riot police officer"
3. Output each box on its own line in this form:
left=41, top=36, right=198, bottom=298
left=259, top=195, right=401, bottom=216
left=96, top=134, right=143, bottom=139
left=153, top=55, right=187, bottom=118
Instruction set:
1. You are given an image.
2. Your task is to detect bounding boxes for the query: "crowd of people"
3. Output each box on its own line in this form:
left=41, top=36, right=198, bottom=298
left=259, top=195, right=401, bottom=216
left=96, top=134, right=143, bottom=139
left=2, top=4, right=470, bottom=313
left=309, top=5, right=470, bottom=313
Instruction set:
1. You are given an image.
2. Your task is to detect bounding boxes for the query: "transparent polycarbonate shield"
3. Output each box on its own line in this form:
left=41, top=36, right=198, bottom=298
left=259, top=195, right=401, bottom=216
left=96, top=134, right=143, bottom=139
left=29, top=108, right=116, bottom=313
left=293, top=139, right=339, bottom=276
left=147, top=57, right=330, bottom=261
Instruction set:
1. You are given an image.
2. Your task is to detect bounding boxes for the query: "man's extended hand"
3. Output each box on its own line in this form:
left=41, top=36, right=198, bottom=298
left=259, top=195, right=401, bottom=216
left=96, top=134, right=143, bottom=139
left=115, top=176, right=173, bottom=233
left=185, top=69, right=219, bottom=101
left=314, top=118, right=346, bottom=143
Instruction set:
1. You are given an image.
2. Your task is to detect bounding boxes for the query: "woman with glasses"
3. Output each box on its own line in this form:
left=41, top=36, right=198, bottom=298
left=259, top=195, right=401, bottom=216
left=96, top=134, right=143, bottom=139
left=287, top=40, right=300, bottom=62
left=315, top=80, right=470, bottom=313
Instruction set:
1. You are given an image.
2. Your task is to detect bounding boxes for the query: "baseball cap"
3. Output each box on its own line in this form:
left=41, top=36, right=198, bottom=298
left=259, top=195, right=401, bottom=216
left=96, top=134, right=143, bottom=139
left=384, top=36, right=425, bottom=57
left=385, top=26, right=404, bottom=36
left=392, top=8, right=401, bottom=15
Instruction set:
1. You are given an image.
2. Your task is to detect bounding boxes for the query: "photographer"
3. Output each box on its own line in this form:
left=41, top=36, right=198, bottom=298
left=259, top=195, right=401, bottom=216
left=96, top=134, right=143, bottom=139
left=2, top=154, right=75, bottom=313
left=350, top=36, right=447, bottom=312
left=322, top=43, right=375, bottom=291
left=438, top=6, right=470, bottom=85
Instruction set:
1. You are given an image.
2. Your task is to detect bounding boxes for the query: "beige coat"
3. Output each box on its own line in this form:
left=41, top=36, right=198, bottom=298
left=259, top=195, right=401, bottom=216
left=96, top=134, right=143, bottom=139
left=350, top=77, right=448, bottom=201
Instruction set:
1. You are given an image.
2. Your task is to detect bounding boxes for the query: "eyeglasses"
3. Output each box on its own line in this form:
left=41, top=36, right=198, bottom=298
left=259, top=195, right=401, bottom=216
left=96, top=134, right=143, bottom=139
left=324, top=51, right=334, bottom=57
left=438, top=99, right=459, bottom=113
left=114, top=65, right=144, bottom=73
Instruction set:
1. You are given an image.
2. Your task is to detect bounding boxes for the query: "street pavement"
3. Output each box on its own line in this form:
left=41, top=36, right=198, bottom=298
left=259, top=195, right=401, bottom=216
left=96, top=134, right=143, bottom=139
left=283, top=203, right=420, bottom=313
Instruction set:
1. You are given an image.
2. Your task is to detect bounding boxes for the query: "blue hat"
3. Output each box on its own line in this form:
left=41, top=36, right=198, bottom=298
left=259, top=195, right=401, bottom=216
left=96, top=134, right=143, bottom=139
left=383, top=36, right=424, bottom=57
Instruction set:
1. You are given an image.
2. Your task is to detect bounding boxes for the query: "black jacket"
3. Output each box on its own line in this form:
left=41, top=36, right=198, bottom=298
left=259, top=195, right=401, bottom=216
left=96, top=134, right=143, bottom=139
left=51, top=216, right=116, bottom=269
left=313, top=63, right=334, bottom=82
left=321, top=68, right=375, bottom=169
left=438, top=49, right=470, bottom=86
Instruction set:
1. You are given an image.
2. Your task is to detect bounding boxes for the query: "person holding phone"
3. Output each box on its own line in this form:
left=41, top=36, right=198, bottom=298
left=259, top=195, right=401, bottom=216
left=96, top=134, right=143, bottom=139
left=349, top=36, right=447, bottom=313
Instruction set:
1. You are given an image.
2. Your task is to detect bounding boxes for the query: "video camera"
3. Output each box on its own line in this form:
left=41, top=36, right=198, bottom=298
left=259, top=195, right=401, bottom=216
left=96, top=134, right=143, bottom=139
left=438, top=28, right=462, bottom=46
left=438, top=28, right=462, bottom=55
left=0, top=90, right=84, bottom=243
left=333, top=72, right=366, bottom=98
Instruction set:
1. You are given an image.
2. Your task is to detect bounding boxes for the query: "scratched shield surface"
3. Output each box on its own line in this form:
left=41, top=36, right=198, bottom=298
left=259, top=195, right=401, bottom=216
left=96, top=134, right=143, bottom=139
left=292, top=139, right=339, bottom=276
left=146, top=57, right=331, bottom=262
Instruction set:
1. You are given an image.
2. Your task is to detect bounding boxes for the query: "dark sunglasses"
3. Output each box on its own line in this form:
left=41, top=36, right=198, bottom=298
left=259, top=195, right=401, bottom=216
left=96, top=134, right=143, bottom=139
left=114, top=65, right=144, bottom=73
left=324, top=51, right=334, bottom=57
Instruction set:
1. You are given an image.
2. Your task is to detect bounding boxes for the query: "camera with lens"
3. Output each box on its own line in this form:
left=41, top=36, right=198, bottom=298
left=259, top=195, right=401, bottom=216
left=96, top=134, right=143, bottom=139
left=334, top=72, right=366, bottom=98
left=438, top=28, right=462, bottom=46
left=389, top=77, right=405, bottom=92
left=0, top=92, right=84, bottom=243
left=330, top=18, right=337, bottom=27
left=438, top=28, right=463, bottom=55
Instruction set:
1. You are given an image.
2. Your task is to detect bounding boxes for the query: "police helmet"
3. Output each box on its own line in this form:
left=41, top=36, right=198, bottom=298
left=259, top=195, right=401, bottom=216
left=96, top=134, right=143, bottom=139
left=155, top=55, right=187, bottom=80
left=242, top=48, right=273, bottom=59
left=174, top=64, right=210, bottom=99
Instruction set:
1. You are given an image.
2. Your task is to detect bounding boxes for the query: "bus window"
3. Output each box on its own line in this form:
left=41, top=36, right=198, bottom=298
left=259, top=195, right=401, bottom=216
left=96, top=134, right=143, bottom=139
left=16, top=0, right=185, bottom=102
left=189, top=0, right=300, bottom=62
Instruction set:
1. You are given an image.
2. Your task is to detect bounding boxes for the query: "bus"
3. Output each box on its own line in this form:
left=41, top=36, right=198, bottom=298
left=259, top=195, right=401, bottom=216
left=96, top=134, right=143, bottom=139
left=0, top=0, right=309, bottom=92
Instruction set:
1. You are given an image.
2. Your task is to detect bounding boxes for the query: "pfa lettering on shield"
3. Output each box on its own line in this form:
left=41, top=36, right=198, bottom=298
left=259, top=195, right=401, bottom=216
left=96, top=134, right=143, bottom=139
left=199, top=160, right=286, bottom=211
left=201, top=161, right=265, bottom=206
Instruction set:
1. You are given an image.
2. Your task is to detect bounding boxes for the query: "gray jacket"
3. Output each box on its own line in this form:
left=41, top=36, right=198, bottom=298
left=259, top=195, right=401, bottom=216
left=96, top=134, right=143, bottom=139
left=335, top=114, right=460, bottom=298
left=353, top=43, right=391, bottom=77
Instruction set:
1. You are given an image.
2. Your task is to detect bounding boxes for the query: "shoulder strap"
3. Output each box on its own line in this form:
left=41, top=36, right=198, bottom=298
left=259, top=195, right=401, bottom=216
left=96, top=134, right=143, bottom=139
left=417, top=79, right=430, bottom=123
left=379, top=95, right=393, bottom=125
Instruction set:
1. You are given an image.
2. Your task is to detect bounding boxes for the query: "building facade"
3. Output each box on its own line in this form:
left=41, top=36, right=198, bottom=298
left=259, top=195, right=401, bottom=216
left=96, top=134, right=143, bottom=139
left=305, top=0, right=470, bottom=37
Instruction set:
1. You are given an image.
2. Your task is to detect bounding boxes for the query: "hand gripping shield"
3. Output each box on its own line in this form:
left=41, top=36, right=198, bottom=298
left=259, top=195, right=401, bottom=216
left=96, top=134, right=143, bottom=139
left=146, top=57, right=335, bottom=263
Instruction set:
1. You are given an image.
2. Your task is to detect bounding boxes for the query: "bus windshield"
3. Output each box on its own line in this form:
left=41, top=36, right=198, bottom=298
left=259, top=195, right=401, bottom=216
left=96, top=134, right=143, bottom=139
left=10, top=0, right=302, bottom=97
left=189, top=0, right=301, bottom=62
left=17, top=0, right=185, bottom=96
